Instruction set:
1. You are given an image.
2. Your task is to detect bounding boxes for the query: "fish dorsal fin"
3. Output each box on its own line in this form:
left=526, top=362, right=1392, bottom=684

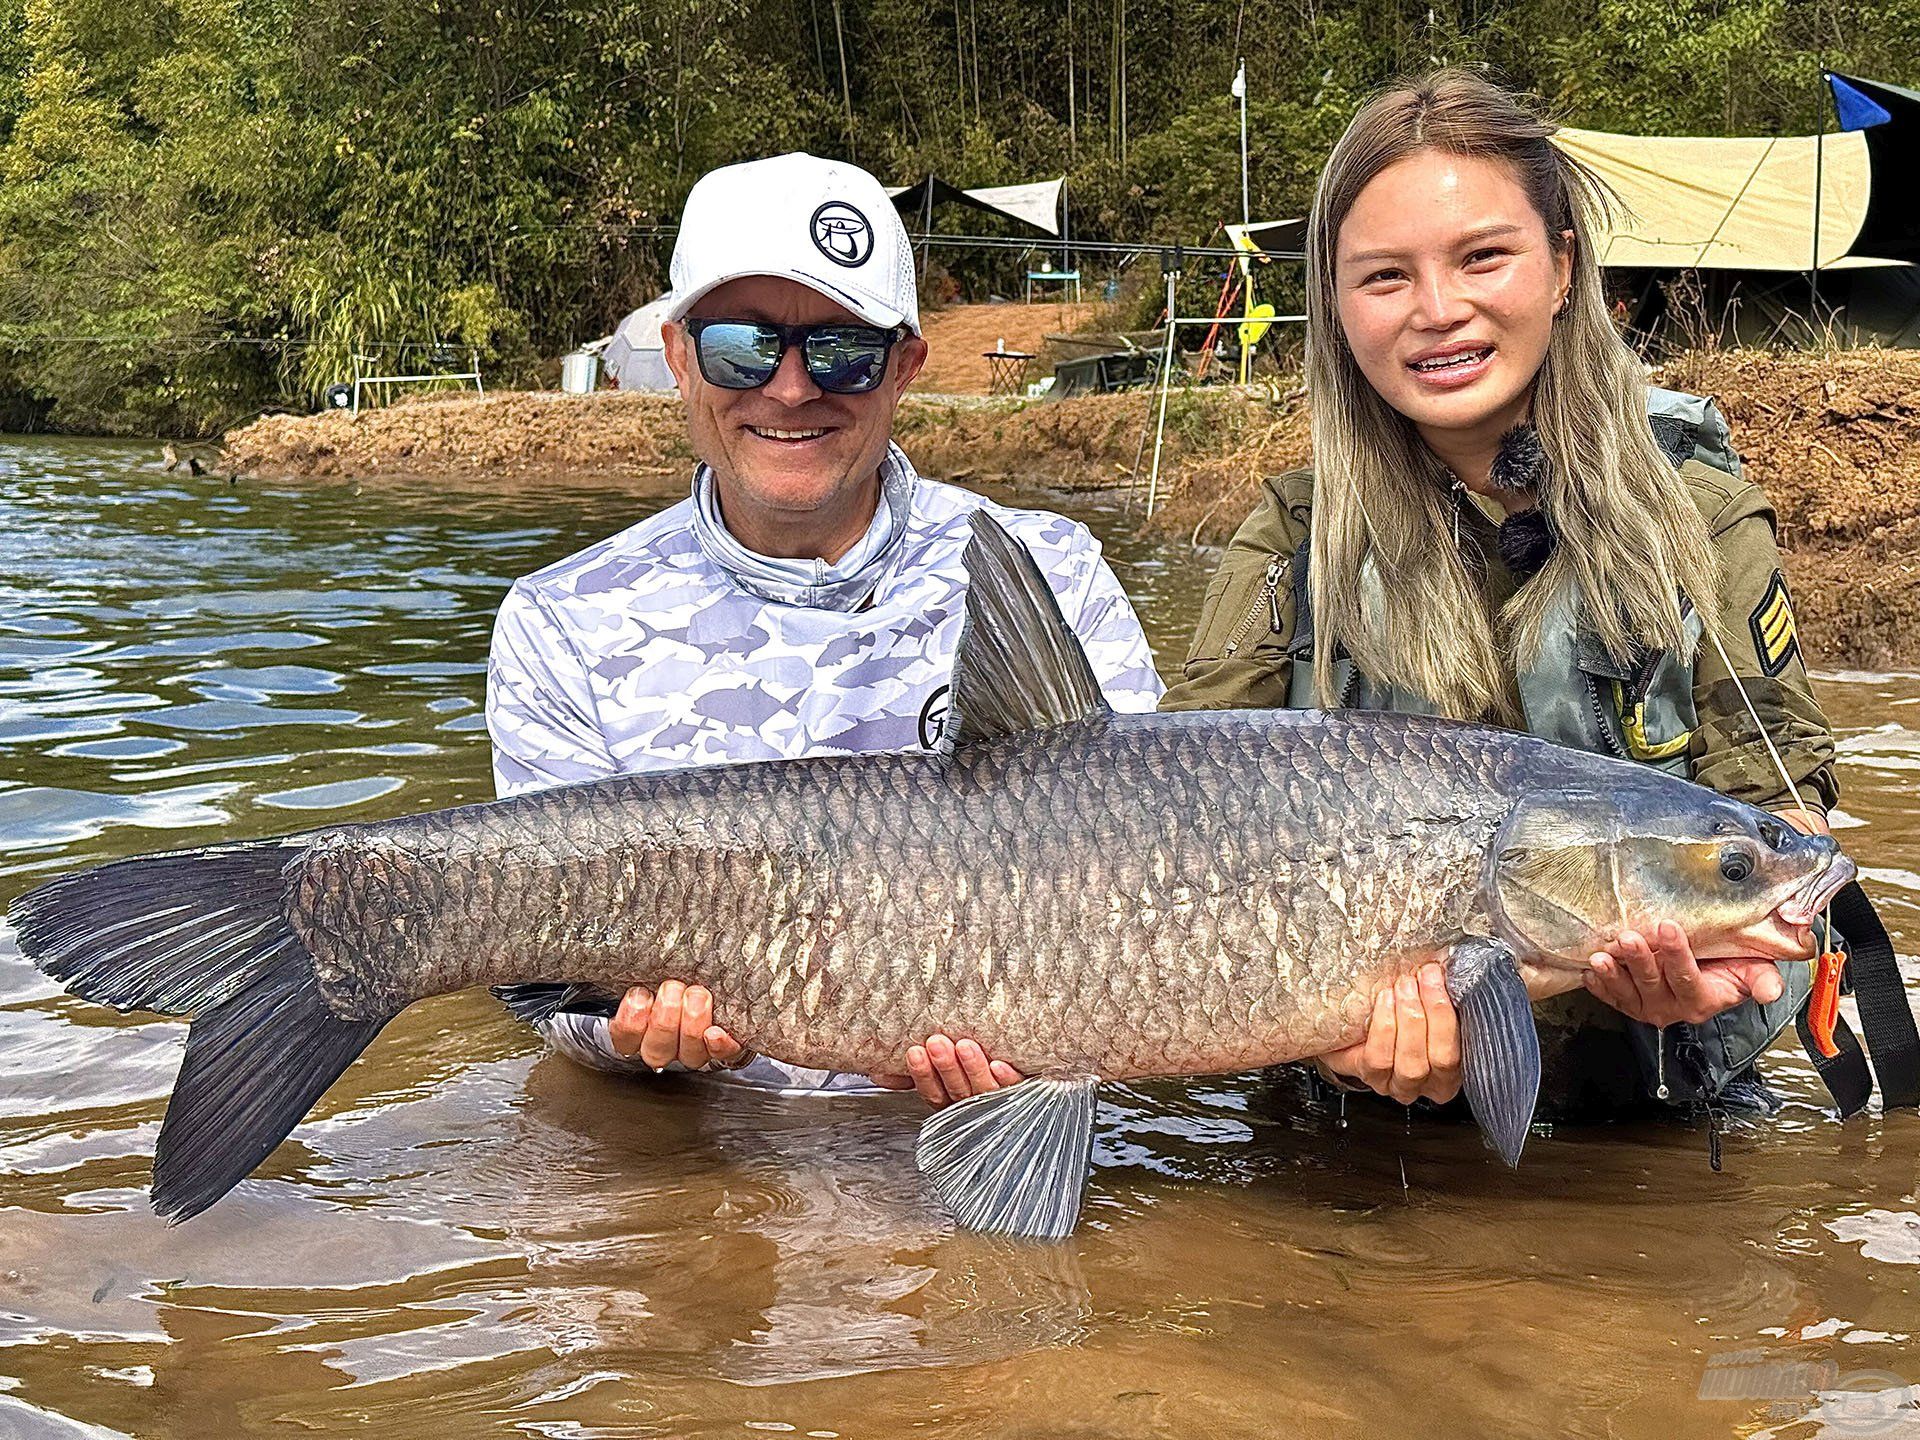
left=945, top=511, right=1110, bottom=751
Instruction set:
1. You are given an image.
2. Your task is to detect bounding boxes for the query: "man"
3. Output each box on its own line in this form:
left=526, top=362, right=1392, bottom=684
left=486, top=152, right=1162, bottom=1102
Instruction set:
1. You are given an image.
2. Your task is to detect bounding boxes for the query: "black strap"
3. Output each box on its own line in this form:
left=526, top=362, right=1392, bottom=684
left=1802, top=881, right=1920, bottom=1114
left=1797, top=1006, right=1873, bottom=1118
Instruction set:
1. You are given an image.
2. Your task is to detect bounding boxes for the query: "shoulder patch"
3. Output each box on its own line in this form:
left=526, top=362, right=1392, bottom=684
left=1748, top=570, right=1800, bottom=678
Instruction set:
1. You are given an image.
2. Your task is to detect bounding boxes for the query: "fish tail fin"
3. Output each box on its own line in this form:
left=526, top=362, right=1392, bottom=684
left=10, top=841, right=390, bottom=1221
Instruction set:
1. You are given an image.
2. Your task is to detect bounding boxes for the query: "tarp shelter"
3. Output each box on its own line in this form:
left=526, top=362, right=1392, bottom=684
left=1553, top=73, right=1920, bottom=347
left=602, top=295, right=676, bottom=391
left=1555, top=127, right=1887, bottom=271
left=1225, top=219, right=1305, bottom=260
left=1827, top=72, right=1920, bottom=265
left=886, top=177, right=1065, bottom=236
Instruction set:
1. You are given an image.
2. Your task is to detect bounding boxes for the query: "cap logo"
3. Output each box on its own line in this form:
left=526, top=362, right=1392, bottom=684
left=810, top=201, right=874, bottom=268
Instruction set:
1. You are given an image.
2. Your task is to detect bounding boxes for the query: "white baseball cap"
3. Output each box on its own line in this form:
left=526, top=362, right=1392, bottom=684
left=665, top=152, right=920, bottom=334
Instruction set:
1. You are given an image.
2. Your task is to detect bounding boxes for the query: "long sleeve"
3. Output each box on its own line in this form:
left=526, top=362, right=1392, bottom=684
left=486, top=580, right=616, bottom=799
left=1064, top=543, right=1166, bottom=711
left=1159, top=472, right=1312, bottom=713
left=1685, top=477, right=1839, bottom=813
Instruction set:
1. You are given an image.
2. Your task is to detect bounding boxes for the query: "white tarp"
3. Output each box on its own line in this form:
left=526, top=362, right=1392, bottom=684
left=959, top=179, right=1064, bottom=236
left=602, top=294, right=676, bottom=391
left=1554, top=127, right=1892, bottom=272
left=887, top=177, right=1064, bottom=235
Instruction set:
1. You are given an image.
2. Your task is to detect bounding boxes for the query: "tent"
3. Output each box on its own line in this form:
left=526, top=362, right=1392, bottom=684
left=602, top=295, right=676, bottom=391
left=1555, top=127, right=1888, bottom=272
left=1552, top=72, right=1920, bottom=348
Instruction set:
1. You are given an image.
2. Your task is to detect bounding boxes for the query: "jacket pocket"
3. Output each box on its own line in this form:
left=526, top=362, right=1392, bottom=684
left=1187, top=556, right=1291, bottom=664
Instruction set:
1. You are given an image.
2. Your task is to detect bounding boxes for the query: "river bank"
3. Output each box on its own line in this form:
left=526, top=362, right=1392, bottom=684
left=219, top=347, right=1920, bottom=670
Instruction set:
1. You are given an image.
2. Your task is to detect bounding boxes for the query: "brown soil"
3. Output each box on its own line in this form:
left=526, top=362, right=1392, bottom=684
left=1657, top=349, right=1920, bottom=671
left=220, top=347, right=1920, bottom=669
left=912, top=300, right=1104, bottom=395
left=224, top=389, right=697, bottom=481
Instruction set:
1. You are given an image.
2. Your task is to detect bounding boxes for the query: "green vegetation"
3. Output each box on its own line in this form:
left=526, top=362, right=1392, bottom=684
left=0, top=0, right=1913, bottom=435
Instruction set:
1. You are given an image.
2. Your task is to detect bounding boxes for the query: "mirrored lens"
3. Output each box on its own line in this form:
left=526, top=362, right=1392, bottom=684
left=804, top=326, right=892, bottom=393
left=696, top=323, right=782, bottom=389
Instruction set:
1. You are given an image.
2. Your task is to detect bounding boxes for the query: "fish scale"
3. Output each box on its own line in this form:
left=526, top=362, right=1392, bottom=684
left=278, top=711, right=1514, bottom=1078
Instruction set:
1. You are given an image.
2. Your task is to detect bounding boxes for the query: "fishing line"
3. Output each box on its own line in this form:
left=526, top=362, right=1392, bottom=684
left=1699, top=624, right=1806, bottom=816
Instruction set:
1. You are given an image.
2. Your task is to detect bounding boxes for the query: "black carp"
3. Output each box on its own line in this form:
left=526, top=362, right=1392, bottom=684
left=9, top=514, right=1852, bottom=1237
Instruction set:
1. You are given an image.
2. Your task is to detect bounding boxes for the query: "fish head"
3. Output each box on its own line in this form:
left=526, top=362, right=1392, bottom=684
left=1487, top=782, right=1853, bottom=970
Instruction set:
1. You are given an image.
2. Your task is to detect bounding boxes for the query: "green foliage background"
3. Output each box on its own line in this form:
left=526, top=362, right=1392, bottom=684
left=0, top=0, right=1913, bottom=434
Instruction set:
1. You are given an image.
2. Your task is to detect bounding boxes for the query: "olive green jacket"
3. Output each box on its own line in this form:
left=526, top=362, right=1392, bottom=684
left=1161, top=461, right=1839, bottom=813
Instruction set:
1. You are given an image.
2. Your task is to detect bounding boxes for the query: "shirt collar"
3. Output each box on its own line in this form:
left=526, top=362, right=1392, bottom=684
left=689, top=443, right=920, bottom=610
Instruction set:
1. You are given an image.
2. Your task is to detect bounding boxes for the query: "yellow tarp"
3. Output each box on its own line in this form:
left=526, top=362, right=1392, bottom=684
left=1554, top=127, right=1888, bottom=271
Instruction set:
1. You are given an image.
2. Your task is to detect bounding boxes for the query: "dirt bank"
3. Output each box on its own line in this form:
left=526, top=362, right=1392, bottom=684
left=911, top=300, right=1103, bottom=394
left=224, top=389, right=697, bottom=481
left=221, top=347, right=1920, bottom=669
left=1657, top=349, right=1920, bottom=672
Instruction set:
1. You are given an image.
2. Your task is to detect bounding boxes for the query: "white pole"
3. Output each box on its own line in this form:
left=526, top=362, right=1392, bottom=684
left=1235, top=58, right=1249, bottom=228
left=1146, top=266, right=1178, bottom=518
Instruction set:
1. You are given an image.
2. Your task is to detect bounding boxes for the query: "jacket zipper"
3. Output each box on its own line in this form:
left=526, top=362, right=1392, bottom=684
left=1584, top=673, right=1629, bottom=757
left=1220, top=558, right=1289, bottom=657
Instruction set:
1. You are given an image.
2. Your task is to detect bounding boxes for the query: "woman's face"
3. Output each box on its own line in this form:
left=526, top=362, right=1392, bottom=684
left=1334, top=149, right=1572, bottom=451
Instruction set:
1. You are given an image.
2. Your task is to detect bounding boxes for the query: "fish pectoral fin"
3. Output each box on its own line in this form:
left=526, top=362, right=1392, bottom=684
left=1444, top=937, right=1542, bottom=1168
left=491, top=982, right=624, bottom=1025
left=914, top=1072, right=1101, bottom=1240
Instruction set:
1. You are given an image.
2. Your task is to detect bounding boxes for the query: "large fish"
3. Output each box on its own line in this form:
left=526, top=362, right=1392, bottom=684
left=9, top=515, right=1853, bottom=1238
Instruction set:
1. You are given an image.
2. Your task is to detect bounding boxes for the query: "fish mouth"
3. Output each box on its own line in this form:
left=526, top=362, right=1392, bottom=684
left=1777, top=853, right=1857, bottom=928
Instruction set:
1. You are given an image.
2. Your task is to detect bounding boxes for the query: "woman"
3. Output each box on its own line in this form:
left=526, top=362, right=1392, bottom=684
left=1162, top=69, right=1838, bottom=1119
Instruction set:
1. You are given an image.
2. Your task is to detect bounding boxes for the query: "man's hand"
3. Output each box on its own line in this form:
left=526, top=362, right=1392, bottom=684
left=869, top=1034, right=1024, bottom=1109
left=609, top=981, right=749, bottom=1070
left=1317, top=964, right=1463, bottom=1105
left=1583, top=922, right=1784, bottom=1027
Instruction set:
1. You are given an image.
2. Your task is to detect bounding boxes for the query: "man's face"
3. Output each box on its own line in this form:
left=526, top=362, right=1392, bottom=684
left=662, top=276, right=927, bottom=548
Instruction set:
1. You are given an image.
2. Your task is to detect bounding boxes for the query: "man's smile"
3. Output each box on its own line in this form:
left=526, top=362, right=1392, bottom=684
left=744, top=424, right=836, bottom=445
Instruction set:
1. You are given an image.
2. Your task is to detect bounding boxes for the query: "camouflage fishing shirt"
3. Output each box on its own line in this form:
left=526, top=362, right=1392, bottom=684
left=487, top=444, right=1163, bottom=1088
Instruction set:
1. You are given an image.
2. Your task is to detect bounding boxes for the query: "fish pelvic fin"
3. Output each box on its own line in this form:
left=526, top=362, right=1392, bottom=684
left=945, top=511, right=1111, bottom=752
left=491, top=982, right=624, bottom=1026
left=914, top=1071, right=1100, bottom=1240
left=1444, top=937, right=1542, bottom=1168
left=9, top=840, right=392, bottom=1222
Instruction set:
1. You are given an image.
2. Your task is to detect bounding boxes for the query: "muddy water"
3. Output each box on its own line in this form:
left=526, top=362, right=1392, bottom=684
left=2, top=435, right=1917, bottom=1440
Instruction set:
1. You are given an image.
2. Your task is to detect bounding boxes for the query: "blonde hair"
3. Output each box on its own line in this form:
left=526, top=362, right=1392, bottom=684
left=1305, top=68, right=1720, bottom=721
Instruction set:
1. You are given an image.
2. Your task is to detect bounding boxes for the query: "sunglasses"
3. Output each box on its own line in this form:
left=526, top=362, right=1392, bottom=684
left=684, top=318, right=906, bottom=395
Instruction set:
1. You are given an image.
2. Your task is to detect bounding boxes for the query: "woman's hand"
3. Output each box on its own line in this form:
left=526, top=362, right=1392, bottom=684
left=1583, top=922, right=1784, bottom=1027
left=1317, top=963, right=1463, bottom=1105
left=609, top=981, right=750, bottom=1070
left=869, top=1034, right=1024, bottom=1109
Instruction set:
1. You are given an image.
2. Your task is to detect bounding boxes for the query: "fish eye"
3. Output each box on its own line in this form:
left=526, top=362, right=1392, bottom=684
left=1719, top=846, right=1756, bottom=883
